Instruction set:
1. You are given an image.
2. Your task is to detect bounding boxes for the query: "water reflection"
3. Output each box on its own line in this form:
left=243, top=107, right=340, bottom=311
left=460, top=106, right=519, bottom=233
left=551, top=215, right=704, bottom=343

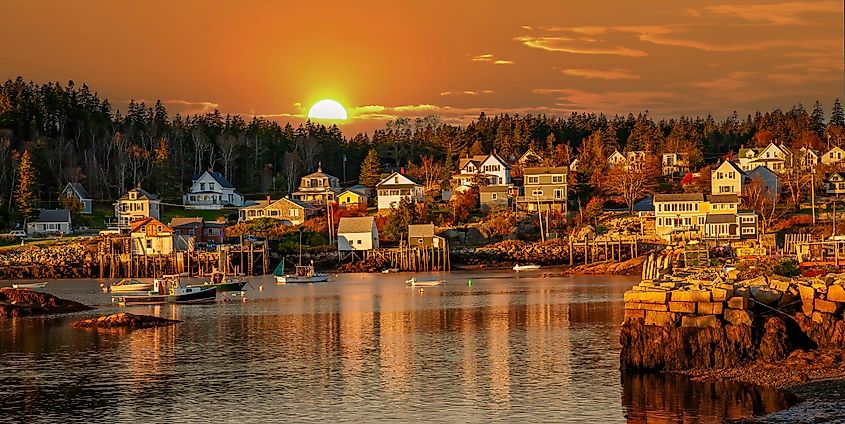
left=0, top=273, right=794, bottom=423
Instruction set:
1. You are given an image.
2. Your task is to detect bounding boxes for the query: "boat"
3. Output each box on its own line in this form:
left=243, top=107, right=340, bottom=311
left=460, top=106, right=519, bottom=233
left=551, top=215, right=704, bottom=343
left=106, top=278, right=153, bottom=293
left=513, top=264, right=541, bottom=272
left=274, top=230, right=329, bottom=284
left=113, top=274, right=216, bottom=306
left=191, top=270, right=247, bottom=292
left=12, top=281, right=48, bottom=289
left=275, top=262, right=329, bottom=284
left=405, top=277, right=445, bottom=287
left=381, top=268, right=400, bottom=274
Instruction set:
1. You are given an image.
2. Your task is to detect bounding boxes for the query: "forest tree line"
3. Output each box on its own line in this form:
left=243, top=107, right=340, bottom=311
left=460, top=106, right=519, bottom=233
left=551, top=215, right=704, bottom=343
left=0, top=76, right=843, bottom=225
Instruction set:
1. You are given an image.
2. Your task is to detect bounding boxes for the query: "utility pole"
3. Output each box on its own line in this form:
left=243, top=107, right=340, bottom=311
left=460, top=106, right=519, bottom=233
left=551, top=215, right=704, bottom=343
left=342, top=155, right=347, bottom=184
left=812, top=174, right=816, bottom=225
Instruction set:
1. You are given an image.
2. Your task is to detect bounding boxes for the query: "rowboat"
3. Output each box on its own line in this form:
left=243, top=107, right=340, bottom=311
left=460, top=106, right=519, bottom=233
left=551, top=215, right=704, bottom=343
left=113, top=274, right=216, bottom=306
left=513, top=264, right=541, bottom=272
left=106, top=278, right=153, bottom=293
left=191, top=271, right=247, bottom=292
left=405, top=277, right=445, bottom=287
left=12, top=281, right=48, bottom=289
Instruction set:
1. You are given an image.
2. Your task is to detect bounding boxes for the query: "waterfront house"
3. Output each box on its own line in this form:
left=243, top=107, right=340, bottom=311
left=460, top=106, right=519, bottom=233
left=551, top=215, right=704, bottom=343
left=408, top=223, right=443, bottom=248
left=711, top=161, right=748, bottom=195
left=826, top=172, right=845, bottom=196
left=747, top=166, right=780, bottom=200
left=170, top=217, right=203, bottom=238
left=822, top=146, right=845, bottom=166
left=238, top=197, right=315, bottom=225
left=703, top=211, right=758, bottom=241
left=114, top=185, right=161, bottom=228
left=517, top=166, right=568, bottom=212
left=130, top=217, right=174, bottom=256
left=376, top=172, right=425, bottom=211
left=479, top=185, right=510, bottom=212
left=707, top=194, right=740, bottom=215
left=337, top=216, right=379, bottom=251
left=795, top=147, right=820, bottom=172
left=203, top=220, right=226, bottom=245
left=661, top=153, right=689, bottom=176
left=737, top=143, right=790, bottom=173
left=60, top=182, right=93, bottom=214
left=654, top=193, right=706, bottom=238
left=182, top=170, right=244, bottom=210
left=452, top=152, right=511, bottom=190
left=26, top=209, right=72, bottom=236
left=291, top=165, right=341, bottom=206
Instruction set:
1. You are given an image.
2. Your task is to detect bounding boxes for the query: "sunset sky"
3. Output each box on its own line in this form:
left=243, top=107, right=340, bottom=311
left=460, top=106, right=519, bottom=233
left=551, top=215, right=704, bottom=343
left=1, top=1, right=842, bottom=134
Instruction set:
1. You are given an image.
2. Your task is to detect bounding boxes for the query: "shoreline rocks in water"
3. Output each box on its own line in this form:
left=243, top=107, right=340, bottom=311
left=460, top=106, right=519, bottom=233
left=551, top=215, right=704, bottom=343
left=71, top=312, right=180, bottom=329
left=0, top=242, right=98, bottom=280
left=0, top=288, right=92, bottom=318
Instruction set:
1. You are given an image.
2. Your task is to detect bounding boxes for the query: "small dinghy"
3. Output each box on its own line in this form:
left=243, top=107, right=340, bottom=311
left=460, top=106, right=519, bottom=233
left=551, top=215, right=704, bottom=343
left=381, top=268, right=400, bottom=274
left=513, top=264, right=541, bottom=272
left=12, top=281, right=48, bottom=289
left=106, top=278, right=153, bottom=293
left=405, top=277, right=445, bottom=287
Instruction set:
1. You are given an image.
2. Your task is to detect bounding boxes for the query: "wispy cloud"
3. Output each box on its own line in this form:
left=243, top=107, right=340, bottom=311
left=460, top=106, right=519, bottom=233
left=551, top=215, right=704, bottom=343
left=515, top=35, right=648, bottom=56
left=702, top=1, right=842, bottom=25
left=471, top=53, right=515, bottom=64
left=559, top=68, right=639, bottom=80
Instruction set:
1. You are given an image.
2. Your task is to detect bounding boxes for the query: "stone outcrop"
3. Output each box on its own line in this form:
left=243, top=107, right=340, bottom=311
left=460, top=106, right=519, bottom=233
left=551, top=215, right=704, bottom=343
left=0, top=288, right=92, bottom=318
left=71, top=312, right=180, bottom=329
left=621, top=273, right=845, bottom=371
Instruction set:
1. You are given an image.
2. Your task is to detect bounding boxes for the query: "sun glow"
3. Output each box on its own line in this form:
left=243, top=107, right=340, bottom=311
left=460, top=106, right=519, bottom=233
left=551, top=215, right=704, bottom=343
left=307, top=99, right=348, bottom=120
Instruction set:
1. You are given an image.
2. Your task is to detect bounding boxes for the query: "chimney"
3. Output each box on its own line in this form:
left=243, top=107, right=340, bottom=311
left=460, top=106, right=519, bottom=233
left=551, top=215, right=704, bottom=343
left=266, top=195, right=271, bottom=205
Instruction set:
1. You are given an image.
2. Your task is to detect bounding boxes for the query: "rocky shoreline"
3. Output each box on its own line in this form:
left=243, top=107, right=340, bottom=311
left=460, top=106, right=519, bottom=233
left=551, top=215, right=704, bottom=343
left=0, top=288, right=92, bottom=318
left=72, top=312, right=180, bottom=329
left=0, top=242, right=98, bottom=279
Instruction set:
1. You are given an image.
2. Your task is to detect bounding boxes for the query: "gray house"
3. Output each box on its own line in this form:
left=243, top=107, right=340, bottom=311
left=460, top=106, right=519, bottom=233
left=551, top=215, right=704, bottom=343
left=479, top=185, right=510, bottom=212
left=26, top=209, right=72, bottom=236
left=61, top=183, right=93, bottom=214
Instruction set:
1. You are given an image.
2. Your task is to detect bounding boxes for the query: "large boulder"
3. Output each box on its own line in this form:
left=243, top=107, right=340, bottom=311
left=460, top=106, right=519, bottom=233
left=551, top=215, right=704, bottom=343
left=0, top=288, right=91, bottom=318
left=71, top=312, right=180, bottom=329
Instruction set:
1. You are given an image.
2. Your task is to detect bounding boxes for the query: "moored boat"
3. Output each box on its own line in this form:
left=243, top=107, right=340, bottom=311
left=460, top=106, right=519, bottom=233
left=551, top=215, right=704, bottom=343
left=405, top=277, right=445, bottom=287
left=114, top=274, right=216, bottom=306
left=275, top=264, right=329, bottom=284
left=106, top=278, right=153, bottom=293
left=513, top=264, right=541, bottom=272
left=191, top=271, right=247, bottom=292
left=12, top=281, right=48, bottom=289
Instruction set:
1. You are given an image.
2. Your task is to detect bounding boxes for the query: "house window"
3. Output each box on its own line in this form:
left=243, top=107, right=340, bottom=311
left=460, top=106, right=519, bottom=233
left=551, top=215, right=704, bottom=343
left=554, top=189, right=564, bottom=199
left=140, top=226, right=146, bottom=232
left=200, top=183, right=205, bottom=191
left=157, top=226, right=162, bottom=232
left=491, top=193, right=498, bottom=200
left=552, top=175, right=563, bottom=183
left=394, top=177, right=399, bottom=183
left=356, top=239, right=362, bottom=245
left=742, top=228, right=756, bottom=234
left=531, top=189, right=543, bottom=196
left=188, top=229, right=195, bottom=236
left=290, top=209, right=300, bottom=217
left=209, top=183, right=215, bottom=191
left=527, top=176, right=539, bottom=184
left=146, top=240, right=152, bottom=248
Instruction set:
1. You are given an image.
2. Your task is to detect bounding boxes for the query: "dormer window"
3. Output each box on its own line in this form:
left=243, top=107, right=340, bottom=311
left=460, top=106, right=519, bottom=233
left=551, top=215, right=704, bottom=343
left=200, top=183, right=206, bottom=191
left=129, top=192, right=137, bottom=200
left=394, top=177, right=399, bottom=183
left=209, top=183, right=215, bottom=191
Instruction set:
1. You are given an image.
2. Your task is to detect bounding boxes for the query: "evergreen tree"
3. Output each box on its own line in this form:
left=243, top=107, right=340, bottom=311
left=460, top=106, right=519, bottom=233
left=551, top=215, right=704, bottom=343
left=831, top=99, right=845, bottom=128
left=545, top=133, right=556, bottom=153
left=383, top=197, right=418, bottom=241
left=811, top=101, right=825, bottom=136
left=469, top=140, right=485, bottom=156
left=358, top=148, right=382, bottom=188
left=15, top=150, right=36, bottom=222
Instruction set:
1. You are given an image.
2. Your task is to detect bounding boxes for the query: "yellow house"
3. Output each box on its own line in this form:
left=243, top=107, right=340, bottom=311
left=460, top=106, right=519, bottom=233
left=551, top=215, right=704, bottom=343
left=338, top=189, right=367, bottom=207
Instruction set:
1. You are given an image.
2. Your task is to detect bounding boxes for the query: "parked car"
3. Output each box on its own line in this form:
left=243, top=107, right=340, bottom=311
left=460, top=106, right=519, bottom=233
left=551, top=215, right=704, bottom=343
left=5, top=230, right=26, bottom=238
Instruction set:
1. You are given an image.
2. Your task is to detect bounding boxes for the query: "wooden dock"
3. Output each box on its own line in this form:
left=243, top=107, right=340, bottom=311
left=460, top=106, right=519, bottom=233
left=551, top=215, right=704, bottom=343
left=362, top=241, right=451, bottom=272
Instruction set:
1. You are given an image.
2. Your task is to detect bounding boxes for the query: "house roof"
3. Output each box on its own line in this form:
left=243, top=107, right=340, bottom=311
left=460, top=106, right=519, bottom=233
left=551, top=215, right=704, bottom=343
left=716, top=160, right=746, bottom=175
left=192, top=170, right=235, bottom=189
left=633, top=196, right=654, bottom=212
left=170, top=217, right=204, bottom=228
left=479, top=185, right=509, bottom=192
left=748, top=165, right=777, bottom=178
left=65, top=182, right=91, bottom=200
left=204, top=221, right=226, bottom=228
left=119, top=187, right=160, bottom=201
left=130, top=217, right=171, bottom=232
left=301, top=165, right=340, bottom=181
left=34, top=209, right=71, bottom=223
left=339, top=189, right=367, bottom=198
left=376, top=172, right=423, bottom=187
left=654, top=193, right=705, bottom=202
left=276, top=197, right=316, bottom=210
left=518, top=148, right=541, bottom=163
left=346, top=185, right=371, bottom=195
left=484, top=152, right=511, bottom=170
left=408, top=223, right=435, bottom=238
left=706, top=214, right=737, bottom=224
left=707, top=194, right=739, bottom=204
left=337, top=216, right=375, bottom=234
left=523, top=166, right=569, bottom=175
left=459, top=158, right=481, bottom=170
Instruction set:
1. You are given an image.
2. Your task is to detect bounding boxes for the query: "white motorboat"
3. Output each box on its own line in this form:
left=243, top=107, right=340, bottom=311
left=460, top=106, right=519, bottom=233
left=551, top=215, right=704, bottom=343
left=12, top=281, right=48, bottom=289
left=405, top=277, right=445, bottom=287
left=107, top=278, right=153, bottom=293
left=274, top=231, right=330, bottom=284
left=113, top=274, right=216, bottom=306
left=381, top=268, right=400, bottom=274
left=513, top=264, right=541, bottom=272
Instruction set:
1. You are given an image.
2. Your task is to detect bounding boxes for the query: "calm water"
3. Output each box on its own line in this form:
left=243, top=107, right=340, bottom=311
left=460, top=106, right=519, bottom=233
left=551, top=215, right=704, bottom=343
left=0, top=272, right=793, bottom=423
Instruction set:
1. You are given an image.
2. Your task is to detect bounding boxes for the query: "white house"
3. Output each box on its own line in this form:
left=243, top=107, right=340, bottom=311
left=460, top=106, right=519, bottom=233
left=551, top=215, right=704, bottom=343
left=452, top=153, right=511, bottom=190
left=183, top=170, right=244, bottom=210
left=822, top=146, right=845, bottom=166
left=26, top=209, right=72, bottom=236
left=607, top=150, right=627, bottom=167
left=337, top=216, right=379, bottom=251
left=130, top=217, right=175, bottom=256
left=61, top=183, right=93, bottom=214
left=238, top=196, right=316, bottom=225
left=711, top=161, right=748, bottom=195
left=737, top=143, right=790, bottom=173
left=661, top=153, right=689, bottom=176
left=376, top=172, right=425, bottom=211
left=114, top=185, right=161, bottom=228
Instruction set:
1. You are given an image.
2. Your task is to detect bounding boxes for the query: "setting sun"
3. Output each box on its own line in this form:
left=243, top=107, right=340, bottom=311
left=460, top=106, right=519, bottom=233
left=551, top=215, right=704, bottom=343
left=307, top=99, right=347, bottom=120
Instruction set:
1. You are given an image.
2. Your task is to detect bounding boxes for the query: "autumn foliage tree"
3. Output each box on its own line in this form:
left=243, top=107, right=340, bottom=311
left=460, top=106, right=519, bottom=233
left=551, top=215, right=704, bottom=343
left=15, top=149, right=36, bottom=222
left=358, top=148, right=382, bottom=189
left=450, top=187, right=478, bottom=224
left=478, top=210, right=517, bottom=242
left=602, top=156, right=660, bottom=212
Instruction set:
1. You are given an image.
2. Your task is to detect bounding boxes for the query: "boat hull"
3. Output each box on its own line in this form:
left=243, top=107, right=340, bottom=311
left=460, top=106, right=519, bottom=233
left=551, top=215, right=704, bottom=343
left=12, top=282, right=48, bottom=289
left=116, top=288, right=217, bottom=306
left=513, top=265, right=541, bottom=271
left=193, top=281, right=247, bottom=292
left=275, top=274, right=329, bottom=284
left=110, top=283, right=153, bottom=292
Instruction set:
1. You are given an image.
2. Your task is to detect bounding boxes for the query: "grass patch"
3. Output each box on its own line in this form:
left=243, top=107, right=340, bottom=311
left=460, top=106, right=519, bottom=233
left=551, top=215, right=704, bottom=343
left=160, top=207, right=232, bottom=224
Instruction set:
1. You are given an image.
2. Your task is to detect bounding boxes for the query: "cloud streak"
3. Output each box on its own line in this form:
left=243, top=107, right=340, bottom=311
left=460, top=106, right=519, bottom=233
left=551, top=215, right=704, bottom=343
left=559, top=68, right=639, bottom=80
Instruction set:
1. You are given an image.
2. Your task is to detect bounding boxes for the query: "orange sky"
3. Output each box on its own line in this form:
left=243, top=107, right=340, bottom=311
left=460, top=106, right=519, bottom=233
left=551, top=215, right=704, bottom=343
left=1, top=0, right=842, bottom=135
